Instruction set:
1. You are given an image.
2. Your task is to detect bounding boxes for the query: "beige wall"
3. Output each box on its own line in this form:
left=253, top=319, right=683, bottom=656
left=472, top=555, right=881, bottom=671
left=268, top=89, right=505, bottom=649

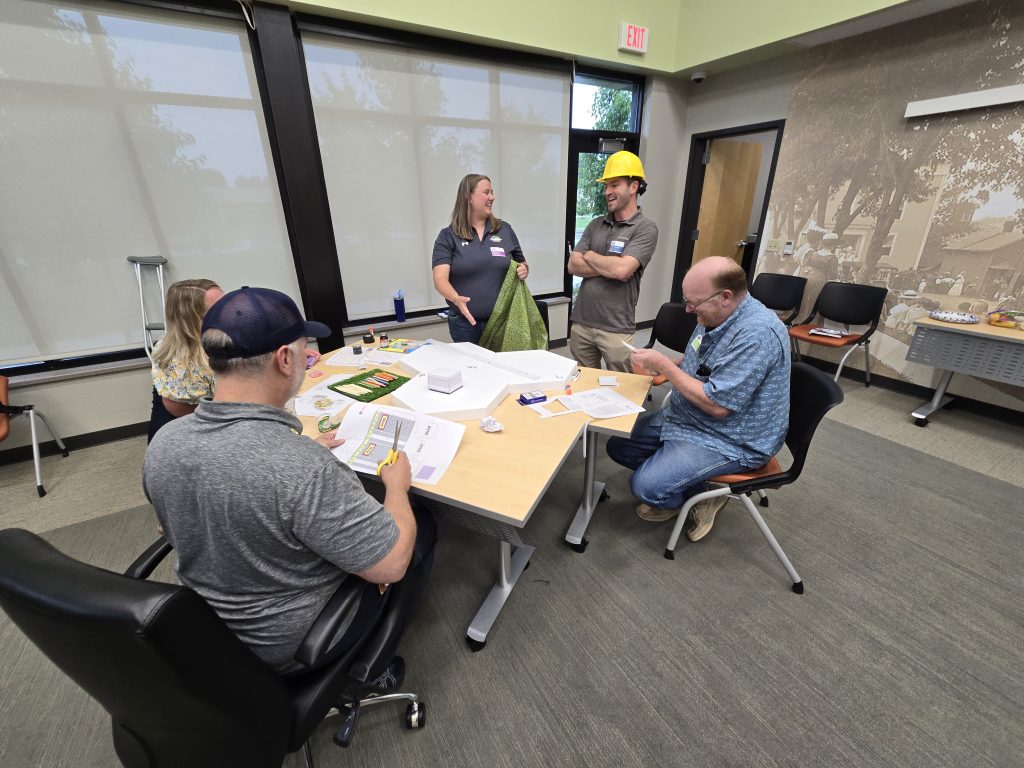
left=633, top=58, right=800, bottom=324
left=4, top=367, right=153, bottom=452
left=634, top=75, right=690, bottom=325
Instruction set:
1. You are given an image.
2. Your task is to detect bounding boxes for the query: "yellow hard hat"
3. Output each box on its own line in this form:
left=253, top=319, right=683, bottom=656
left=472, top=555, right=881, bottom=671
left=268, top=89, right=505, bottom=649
left=596, top=151, right=646, bottom=183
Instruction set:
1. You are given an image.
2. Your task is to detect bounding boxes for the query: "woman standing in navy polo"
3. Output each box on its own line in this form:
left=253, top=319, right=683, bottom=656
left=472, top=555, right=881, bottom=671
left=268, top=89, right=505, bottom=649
left=431, top=174, right=529, bottom=344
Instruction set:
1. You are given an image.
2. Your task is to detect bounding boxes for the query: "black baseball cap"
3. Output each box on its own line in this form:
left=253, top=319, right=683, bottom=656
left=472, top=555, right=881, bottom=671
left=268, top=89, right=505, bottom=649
left=201, top=287, right=331, bottom=359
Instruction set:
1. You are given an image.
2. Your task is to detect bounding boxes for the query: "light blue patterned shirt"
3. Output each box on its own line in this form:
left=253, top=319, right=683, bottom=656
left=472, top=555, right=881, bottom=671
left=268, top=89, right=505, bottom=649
left=662, top=294, right=790, bottom=466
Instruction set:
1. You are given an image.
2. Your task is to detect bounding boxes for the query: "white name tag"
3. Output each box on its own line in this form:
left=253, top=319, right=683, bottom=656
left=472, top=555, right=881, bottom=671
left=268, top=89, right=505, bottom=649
left=609, top=239, right=625, bottom=255
left=489, top=247, right=506, bottom=258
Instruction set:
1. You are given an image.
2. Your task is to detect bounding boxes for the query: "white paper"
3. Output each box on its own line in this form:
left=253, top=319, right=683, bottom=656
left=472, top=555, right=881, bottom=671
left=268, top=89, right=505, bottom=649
left=526, top=400, right=581, bottom=419
left=555, top=388, right=644, bottom=420
left=598, top=376, right=619, bottom=386
left=294, top=374, right=355, bottom=417
left=331, top=404, right=465, bottom=486
left=324, top=347, right=406, bottom=367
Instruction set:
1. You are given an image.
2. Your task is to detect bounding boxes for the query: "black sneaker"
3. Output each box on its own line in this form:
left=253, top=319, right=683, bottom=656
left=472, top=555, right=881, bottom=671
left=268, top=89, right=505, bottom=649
left=364, top=655, right=405, bottom=694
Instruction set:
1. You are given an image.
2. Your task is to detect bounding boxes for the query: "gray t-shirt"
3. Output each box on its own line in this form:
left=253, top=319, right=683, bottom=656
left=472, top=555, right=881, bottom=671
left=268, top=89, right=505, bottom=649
left=432, top=220, right=525, bottom=320
left=142, top=400, right=398, bottom=674
left=571, top=208, right=658, bottom=334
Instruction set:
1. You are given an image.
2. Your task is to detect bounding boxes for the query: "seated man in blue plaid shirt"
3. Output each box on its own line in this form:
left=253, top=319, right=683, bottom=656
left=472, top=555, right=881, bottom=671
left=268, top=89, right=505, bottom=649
left=608, top=256, right=790, bottom=541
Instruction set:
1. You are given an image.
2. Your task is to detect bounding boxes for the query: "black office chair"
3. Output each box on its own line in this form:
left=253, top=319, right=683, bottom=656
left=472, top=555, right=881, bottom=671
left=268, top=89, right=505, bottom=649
left=788, top=281, right=889, bottom=386
left=0, top=375, right=69, bottom=497
left=643, top=302, right=699, bottom=355
left=749, top=273, right=808, bottom=325
left=663, top=363, right=844, bottom=594
left=0, top=530, right=424, bottom=768
left=641, top=302, right=699, bottom=393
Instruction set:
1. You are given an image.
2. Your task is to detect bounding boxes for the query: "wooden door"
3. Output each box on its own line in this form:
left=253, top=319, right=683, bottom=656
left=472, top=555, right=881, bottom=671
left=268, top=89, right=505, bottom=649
left=692, top=139, right=763, bottom=266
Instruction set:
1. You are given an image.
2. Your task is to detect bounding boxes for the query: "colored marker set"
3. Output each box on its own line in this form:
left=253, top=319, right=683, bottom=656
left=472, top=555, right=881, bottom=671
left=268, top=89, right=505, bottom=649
left=328, top=368, right=410, bottom=403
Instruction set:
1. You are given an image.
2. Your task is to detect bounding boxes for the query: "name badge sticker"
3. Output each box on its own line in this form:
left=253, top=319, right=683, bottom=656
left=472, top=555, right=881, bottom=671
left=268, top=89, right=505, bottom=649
left=691, top=334, right=702, bottom=352
left=609, top=239, right=626, bottom=255
left=489, top=247, right=507, bottom=258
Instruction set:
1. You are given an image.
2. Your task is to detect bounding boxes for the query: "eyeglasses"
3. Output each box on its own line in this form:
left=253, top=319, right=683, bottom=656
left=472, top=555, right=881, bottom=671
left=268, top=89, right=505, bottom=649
left=683, top=290, right=723, bottom=311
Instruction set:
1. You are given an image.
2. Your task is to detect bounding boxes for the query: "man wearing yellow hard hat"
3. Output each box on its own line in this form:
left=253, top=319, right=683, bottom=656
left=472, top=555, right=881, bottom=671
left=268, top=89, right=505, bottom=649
left=568, top=150, right=659, bottom=371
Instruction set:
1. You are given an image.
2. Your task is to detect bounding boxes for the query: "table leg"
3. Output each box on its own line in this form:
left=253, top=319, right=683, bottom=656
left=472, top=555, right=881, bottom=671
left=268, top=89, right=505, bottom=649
left=466, top=539, right=534, bottom=651
left=911, top=369, right=955, bottom=426
left=564, top=429, right=605, bottom=553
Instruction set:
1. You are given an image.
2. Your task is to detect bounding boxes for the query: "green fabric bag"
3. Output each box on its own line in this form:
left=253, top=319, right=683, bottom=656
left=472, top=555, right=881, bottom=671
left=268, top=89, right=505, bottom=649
left=479, top=261, right=549, bottom=352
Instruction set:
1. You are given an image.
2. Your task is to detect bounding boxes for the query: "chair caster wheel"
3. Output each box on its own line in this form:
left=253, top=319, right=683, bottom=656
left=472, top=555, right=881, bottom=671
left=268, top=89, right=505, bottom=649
left=405, top=701, right=425, bottom=729
left=568, top=537, right=588, bottom=553
left=664, top=549, right=675, bottom=560
left=333, top=703, right=359, bottom=748
left=599, top=489, right=609, bottom=502
left=61, top=449, right=69, bottom=457
left=759, top=497, right=769, bottom=508
left=465, top=636, right=486, bottom=652
left=37, top=485, right=46, bottom=498
left=913, top=417, right=928, bottom=427
left=792, top=581, right=804, bottom=594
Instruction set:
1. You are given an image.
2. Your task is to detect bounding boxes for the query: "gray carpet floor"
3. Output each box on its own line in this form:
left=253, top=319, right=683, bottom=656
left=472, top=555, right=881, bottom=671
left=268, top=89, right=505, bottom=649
left=1, top=419, right=1022, bottom=767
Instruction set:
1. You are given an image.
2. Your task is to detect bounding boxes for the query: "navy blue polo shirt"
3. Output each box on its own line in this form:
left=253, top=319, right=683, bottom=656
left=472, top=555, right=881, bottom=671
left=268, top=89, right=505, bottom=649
left=432, top=221, right=524, bottom=320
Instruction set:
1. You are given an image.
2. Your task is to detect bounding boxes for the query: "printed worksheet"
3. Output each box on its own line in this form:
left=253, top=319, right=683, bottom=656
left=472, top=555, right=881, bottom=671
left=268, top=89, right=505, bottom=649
left=554, top=388, right=644, bottom=420
left=331, top=404, right=465, bottom=486
left=324, top=347, right=406, bottom=368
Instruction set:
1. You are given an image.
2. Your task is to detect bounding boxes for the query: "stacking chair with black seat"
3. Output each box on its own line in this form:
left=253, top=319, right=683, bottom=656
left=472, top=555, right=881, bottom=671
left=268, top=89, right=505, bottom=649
left=642, top=302, right=699, bottom=389
left=644, top=302, right=699, bottom=355
left=749, top=272, right=807, bottom=325
left=788, top=281, right=889, bottom=385
left=0, top=375, right=69, bottom=497
left=0, top=530, right=425, bottom=768
left=663, top=362, right=844, bottom=594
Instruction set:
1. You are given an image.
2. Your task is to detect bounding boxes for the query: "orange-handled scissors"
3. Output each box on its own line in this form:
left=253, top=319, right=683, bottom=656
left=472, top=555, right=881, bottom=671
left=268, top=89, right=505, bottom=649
left=376, top=422, right=402, bottom=475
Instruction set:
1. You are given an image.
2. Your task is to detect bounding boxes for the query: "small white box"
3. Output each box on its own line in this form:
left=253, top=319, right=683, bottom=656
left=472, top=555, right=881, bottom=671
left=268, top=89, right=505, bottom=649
left=427, top=366, right=463, bottom=394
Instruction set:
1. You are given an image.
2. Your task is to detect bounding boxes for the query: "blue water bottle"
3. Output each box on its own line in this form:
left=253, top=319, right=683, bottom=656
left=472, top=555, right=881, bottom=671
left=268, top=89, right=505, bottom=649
left=394, top=289, right=406, bottom=322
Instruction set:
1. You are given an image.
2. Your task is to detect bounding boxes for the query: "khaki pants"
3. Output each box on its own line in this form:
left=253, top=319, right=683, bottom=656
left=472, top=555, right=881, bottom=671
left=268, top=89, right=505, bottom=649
left=569, top=323, right=634, bottom=372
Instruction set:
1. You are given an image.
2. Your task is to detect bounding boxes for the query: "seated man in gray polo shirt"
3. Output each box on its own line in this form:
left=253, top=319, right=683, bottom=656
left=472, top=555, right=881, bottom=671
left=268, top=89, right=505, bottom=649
left=568, top=150, right=659, bottom=371
left=143, top=287, right=435, bottom=681
left=607, top=257, right=790, bottom=541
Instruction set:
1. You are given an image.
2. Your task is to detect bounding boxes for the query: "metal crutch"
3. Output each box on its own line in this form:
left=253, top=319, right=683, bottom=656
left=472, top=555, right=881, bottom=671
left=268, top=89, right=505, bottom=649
left=127, top=256, right=168, bottom=362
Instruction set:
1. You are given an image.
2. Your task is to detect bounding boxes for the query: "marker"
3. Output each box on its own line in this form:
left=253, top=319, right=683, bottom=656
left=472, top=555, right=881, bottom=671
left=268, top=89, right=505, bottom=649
left=621, top=339, right=638, bottom=351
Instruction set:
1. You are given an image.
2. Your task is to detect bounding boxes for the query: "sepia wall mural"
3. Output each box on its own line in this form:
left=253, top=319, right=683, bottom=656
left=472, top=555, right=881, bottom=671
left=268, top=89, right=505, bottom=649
left=756, top=0, right=1024, bottom=410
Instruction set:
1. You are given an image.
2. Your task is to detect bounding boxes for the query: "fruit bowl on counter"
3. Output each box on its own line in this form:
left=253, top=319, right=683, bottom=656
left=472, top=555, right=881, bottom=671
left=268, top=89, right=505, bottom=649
left=987, top=310, right=1024, bottom=329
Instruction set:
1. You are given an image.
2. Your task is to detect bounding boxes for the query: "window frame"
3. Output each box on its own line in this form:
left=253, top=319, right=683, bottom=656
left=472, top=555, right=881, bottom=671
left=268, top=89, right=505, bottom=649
left=564, top=67, right=645, bottom=296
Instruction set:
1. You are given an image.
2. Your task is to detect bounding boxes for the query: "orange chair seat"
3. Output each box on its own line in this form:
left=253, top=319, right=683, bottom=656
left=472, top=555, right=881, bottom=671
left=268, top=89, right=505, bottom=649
left=789, top=324, right=863, bottom=347
left=0, top=375, right=9, bottom=442
left=711, top=455, right=782, bottom=485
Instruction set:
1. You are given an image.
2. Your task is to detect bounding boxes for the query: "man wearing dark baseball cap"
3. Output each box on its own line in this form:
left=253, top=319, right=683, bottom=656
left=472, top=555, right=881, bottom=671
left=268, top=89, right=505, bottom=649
left=143, top=287, right=436, bottom=685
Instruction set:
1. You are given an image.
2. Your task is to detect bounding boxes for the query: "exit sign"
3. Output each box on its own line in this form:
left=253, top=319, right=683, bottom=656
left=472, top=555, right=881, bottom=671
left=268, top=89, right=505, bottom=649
left=618, top=22, right=649, bottom=54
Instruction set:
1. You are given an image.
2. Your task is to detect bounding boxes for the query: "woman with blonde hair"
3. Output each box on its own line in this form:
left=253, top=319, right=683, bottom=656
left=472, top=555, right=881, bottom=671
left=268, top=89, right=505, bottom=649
left=147, top=278, right=223, bottom=441
left=431, top=174, right=528, bottom=343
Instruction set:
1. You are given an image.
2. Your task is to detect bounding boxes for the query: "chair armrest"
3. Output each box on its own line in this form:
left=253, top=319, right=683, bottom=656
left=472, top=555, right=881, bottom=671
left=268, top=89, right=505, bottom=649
left=124, top=537, right=172, bottom=580
left=294, top=577, right=363, bottom=668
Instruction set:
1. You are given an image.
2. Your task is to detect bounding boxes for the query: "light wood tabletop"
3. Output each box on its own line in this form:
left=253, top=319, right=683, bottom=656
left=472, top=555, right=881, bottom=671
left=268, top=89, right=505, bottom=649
left=296, top=349, right=651, bottom=527
left=914, top=315, right=1024, bottom=343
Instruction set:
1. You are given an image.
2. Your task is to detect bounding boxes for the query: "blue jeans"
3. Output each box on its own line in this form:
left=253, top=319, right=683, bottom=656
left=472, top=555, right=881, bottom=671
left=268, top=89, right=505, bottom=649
left=606, top=408, right=747, bottom=509
left=447, top=311, right=485, bottom=344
